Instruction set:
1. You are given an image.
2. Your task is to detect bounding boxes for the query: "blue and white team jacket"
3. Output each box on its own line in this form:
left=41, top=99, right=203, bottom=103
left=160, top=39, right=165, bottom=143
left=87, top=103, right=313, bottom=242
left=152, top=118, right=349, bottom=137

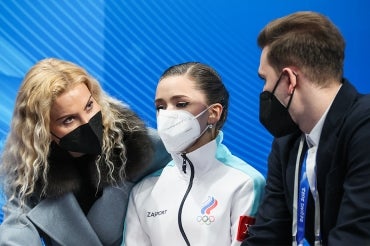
left=123, top=132, right=265, bottom=246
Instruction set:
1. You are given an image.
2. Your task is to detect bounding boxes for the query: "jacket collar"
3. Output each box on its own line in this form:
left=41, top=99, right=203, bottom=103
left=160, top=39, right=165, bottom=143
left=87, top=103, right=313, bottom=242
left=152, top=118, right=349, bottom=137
left=171, top=132, right=224, bottom=179
left=316, top=79, right=359, bottom=183
left=320, top=79, right=358, bottom=141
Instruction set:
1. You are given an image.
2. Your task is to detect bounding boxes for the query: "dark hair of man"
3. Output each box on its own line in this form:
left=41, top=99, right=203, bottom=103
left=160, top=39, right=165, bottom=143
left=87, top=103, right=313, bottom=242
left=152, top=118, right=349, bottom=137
left=257, top=11, right=345, bottom=85
left=160, top=62, right=229, bottom=130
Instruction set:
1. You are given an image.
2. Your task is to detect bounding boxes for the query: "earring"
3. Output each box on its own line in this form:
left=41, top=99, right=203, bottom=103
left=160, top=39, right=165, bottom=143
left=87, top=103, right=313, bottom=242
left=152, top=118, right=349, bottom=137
left=208, top=124, right=213, bottom=129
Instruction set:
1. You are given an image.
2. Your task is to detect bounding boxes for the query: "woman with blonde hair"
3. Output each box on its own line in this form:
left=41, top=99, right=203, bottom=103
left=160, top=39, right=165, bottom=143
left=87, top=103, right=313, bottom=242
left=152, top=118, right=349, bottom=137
left=0, top=58, right=169, bottom=245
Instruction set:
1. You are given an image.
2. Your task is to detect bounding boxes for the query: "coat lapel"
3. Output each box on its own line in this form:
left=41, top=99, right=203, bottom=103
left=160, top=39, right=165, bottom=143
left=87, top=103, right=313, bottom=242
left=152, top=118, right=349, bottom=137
left=87, top=181, right=134, bottom=245
left=316, top=80, right=358, bottom=190
left=27, top=193, right=102, bottom=246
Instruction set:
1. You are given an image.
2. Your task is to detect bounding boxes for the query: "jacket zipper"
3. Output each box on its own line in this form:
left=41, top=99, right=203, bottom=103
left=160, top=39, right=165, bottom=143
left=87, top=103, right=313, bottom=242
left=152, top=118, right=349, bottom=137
left=178, top=153, right=195, bottom=246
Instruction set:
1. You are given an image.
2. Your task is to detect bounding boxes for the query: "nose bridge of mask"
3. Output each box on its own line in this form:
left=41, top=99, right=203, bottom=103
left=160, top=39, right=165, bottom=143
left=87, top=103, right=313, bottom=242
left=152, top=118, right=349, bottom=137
left=156, top=106, right=211, bottom=136
left=53, top=111, right=103, bottom=155
left=88, top=111, right=103, bottom=138
left=51, top=111, right=102, bottom=138
left=157, top=109, right=193, bottom=123
left=158, top=104, right=211, bottom=119
left=157, top=106, right=214, bottom=153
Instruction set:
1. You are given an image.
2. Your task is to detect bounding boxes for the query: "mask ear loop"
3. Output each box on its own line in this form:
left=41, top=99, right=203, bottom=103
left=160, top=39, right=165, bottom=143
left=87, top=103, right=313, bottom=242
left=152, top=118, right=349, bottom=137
left=206, top=103, right=224, bottom=137
left=208, top=123, right=218, bottom=139
left=286, top=72, right=298, bottom=110
left=271, top=73, right=284, bottom=95
left=196, top=105, right=215, bottom=140
left=286, top=87, right=295, bottom=109
left=193, top=105, right=213, bottom=119
left=195, top=104, right=218, bottom=139
left=50, top=131, right=61, bottom=140
left=198, top=123, right=212, bottom=138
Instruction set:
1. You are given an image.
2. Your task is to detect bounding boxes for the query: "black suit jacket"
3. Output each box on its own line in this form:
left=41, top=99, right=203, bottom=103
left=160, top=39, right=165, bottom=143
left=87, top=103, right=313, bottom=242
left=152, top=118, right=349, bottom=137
left=244, top=80, right=370, bottom=246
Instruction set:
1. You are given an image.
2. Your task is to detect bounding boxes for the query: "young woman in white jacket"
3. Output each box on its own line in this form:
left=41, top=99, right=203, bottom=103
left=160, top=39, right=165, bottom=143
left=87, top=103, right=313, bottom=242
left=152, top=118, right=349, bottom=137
left=123, top=62, right=265, bottom=246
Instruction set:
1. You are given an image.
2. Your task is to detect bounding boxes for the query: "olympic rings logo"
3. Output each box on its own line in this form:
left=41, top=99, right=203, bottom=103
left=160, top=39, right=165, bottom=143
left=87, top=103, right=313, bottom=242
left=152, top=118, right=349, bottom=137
left=196, top=215, right=215, bottom=225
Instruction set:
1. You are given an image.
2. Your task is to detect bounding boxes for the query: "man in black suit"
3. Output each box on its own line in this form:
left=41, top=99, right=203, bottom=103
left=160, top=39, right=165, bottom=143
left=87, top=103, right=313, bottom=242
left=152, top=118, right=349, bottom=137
left=243, top=11, right=370, bottom=246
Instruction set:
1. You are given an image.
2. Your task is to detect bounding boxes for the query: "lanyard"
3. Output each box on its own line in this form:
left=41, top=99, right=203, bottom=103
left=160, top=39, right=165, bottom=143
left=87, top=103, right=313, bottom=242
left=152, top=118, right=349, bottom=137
left=297, top=151, right=309, bottom=245
left=292, top=136, right=321, bottom=246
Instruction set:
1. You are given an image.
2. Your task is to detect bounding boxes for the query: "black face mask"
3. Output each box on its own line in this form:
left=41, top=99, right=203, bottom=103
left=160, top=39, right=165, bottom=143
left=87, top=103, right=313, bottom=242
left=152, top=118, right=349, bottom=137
left=52, top=111, right=103, bottom=155
left=259, top=74, right=300, bottom=138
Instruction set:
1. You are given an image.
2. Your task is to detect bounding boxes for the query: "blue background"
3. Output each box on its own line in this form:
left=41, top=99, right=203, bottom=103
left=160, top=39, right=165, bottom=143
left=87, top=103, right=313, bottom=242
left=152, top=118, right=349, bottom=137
left=0, top=1, right=369, bottom=243
left=0, top=0, right=369, bottom=178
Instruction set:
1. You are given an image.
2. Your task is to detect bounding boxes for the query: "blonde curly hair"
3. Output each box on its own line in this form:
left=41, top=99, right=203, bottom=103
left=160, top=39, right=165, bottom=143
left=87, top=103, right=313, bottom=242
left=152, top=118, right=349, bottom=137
left=0, top=58, right=140, bottom=208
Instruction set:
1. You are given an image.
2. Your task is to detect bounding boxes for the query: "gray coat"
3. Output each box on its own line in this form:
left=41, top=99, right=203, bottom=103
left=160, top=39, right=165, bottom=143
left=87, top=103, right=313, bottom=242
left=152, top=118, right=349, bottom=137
left=0, top=121, right=170, bottom=245
left=1, top=182, right=133, bottom=246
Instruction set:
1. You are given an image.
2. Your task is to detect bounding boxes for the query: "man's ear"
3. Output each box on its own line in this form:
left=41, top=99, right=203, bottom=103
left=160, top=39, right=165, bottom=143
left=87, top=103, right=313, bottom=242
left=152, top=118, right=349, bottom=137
left=282, top=68, right=298, bottom=94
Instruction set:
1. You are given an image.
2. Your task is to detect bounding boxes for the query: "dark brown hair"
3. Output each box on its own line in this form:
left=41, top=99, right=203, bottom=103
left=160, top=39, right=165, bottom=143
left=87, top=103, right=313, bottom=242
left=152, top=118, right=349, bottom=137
left=160, top=62, right=229, bottom=130
left=258, top=11, right=345, bottom=85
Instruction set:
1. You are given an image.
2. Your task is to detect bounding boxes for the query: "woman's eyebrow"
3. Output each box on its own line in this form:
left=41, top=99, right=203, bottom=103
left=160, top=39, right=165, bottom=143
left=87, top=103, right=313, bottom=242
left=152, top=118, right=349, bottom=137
left=84, top=94, right=93, bottom=110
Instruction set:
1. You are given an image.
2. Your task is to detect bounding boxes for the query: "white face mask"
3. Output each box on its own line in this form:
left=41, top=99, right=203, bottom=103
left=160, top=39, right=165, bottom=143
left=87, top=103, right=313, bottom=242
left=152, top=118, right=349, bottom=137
left=157, top=107, right=210, bottom=153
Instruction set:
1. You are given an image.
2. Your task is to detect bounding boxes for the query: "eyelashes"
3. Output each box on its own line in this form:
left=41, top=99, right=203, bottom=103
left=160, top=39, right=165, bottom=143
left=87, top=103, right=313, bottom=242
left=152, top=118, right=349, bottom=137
left=155, top=101, right=190, bottom=111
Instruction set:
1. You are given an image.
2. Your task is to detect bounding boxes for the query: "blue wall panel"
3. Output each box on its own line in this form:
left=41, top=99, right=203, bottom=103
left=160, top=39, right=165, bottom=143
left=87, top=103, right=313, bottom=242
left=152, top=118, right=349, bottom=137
left=0, top=1, right=369, bottom=177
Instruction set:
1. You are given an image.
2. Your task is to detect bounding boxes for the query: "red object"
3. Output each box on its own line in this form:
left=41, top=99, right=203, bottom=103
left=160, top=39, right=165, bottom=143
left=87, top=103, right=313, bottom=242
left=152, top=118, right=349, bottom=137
left=236, top=215, right=256, bottom=241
